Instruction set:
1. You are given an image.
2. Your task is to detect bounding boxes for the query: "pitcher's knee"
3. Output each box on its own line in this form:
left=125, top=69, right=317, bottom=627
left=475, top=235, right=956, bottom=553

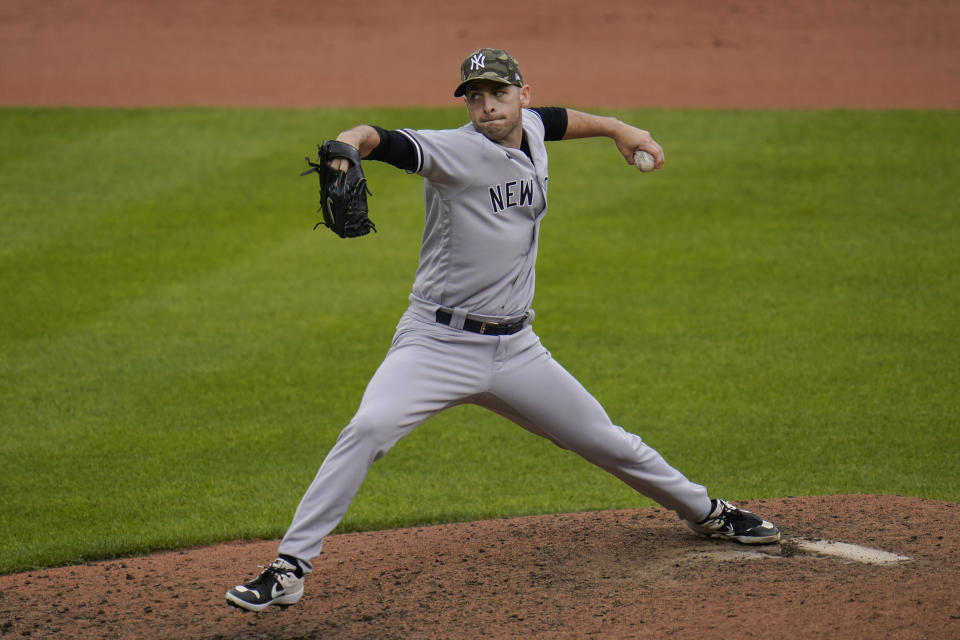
left=339, top=411, right=405, bottom=458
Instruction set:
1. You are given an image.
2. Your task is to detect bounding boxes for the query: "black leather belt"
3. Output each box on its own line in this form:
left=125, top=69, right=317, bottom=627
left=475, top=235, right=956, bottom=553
left=435, top=309, right=528, bottom=335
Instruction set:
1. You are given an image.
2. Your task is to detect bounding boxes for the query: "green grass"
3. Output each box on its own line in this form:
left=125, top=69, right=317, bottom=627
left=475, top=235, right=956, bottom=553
left=1, top=107, right=957, bottom=573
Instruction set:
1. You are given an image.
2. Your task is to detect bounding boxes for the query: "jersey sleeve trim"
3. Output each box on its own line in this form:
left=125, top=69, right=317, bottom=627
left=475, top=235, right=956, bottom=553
left=397, top=129, right=424, bottom=174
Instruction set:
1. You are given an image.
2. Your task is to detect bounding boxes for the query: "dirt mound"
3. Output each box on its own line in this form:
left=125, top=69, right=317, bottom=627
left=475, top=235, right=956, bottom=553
left=1, top=496, right=956, bottom=639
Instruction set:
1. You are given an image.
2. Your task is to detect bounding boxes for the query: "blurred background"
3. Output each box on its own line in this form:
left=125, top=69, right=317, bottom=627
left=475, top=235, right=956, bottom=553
left=2, top=0, right=958, bottom=109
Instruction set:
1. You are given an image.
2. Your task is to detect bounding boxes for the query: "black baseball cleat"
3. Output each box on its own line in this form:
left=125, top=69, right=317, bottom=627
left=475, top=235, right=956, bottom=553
left=684, top=498, right=781, bottom=544
left=226, top=558, right=305, bottom=612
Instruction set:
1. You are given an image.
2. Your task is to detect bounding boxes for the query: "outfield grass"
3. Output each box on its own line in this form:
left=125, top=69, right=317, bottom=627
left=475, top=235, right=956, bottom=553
left=1, top=107, right=957, bottom=573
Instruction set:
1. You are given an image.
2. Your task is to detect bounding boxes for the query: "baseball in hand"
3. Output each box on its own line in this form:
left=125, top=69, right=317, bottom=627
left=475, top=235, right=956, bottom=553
left=634, top=149, right=656, bottom=173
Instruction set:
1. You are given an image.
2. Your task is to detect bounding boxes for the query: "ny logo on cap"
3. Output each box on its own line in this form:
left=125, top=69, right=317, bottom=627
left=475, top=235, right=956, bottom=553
left=470, top=53, right=486, bottom=70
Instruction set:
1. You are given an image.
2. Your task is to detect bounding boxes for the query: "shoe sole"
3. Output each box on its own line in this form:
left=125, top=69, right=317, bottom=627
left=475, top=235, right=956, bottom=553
left=703, top=530, right=781, bottom=545
left=225, top=587, right=303, bottom=612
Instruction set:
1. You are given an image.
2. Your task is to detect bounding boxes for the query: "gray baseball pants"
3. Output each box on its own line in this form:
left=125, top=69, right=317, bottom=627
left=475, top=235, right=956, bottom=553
left=278, top=297, right=712, bottom=572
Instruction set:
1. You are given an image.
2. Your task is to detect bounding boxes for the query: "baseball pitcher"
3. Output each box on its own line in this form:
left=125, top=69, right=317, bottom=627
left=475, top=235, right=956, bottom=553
left=226, top=48, right=780, bottom=612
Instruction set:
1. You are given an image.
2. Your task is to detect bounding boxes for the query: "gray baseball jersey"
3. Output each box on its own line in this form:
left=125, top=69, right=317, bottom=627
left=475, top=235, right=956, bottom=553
left=397, top=109, right=549, bottom=319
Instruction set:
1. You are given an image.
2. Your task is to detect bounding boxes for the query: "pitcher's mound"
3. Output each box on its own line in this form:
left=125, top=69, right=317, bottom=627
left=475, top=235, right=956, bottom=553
left=1, top=495, right=957, bottom=639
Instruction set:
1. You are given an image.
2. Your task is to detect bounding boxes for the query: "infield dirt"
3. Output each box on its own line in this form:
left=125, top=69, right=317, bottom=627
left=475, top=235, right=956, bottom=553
left=1, top=1, right=958, bottom=638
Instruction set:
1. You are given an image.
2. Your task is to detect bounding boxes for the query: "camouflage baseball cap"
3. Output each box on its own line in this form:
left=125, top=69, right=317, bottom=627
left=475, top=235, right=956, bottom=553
left=453, top=48, right=524, bottom=97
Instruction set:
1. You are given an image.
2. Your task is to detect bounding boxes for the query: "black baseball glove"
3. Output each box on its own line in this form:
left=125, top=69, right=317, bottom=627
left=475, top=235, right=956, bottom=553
left=301, top=140, right=376, bottom=238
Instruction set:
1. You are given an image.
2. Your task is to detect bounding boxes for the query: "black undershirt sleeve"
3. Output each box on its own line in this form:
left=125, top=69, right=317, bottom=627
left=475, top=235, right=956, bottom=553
left=531, top=106, right=568, bottom=141
left=366, top=125, right=419, bottom=172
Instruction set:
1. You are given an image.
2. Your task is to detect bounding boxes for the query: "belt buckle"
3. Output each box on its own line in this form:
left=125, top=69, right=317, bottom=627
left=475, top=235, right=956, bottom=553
left=479, top=320, right=505, bottom=335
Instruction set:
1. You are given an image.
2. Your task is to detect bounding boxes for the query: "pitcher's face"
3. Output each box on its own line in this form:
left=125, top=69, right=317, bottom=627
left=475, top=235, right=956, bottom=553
left=463, top=80, right=531, bottom=148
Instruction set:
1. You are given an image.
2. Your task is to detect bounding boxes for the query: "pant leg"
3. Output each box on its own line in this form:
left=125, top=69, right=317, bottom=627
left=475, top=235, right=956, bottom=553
left=279, top=317, right=493, bottom=571
left=482, top=329, right=712, bottom=522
